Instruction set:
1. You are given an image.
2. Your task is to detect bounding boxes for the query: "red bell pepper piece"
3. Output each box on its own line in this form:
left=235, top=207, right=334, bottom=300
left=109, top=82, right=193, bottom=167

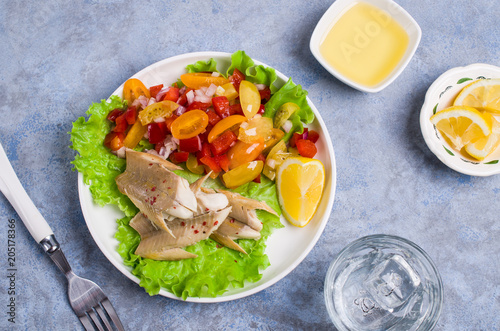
left=179, top=135, right=202, bottom=153
left=148, top=123, right=167, bottom=144
left=253, top=173, right=261, bottom=183
left=196, top=142, right=212, bottom=164
left=124, top=106, right=137, bottom=125
left=210, top=130, right=237, bottom=156
left=104, top=132, right=125, bottom=151
left=107, top=108, right=124, bottom=122
left=255, top=153, right=266, bottom=162
left=257, top=104, right=265, bottom=115
left=229, top=68, right=245, bottom=91
left=163, top=87, right=180, bottom=102
left=113, top=113, right=129, bottom=132
left=200, top=155, right=222, bottom=173
left=186, top=101, right=210, bottom=112
left=259, top=86, right=271, bottom=104
left=169, top=151, right=189, bottom=164
left=206, top=109, right=222, bottom=126
left=296, top=139, right=317, bottom=158
left=229, top=104, right=244, bottom=116
left=213, top=154, right=230, bottom=172
left=212, top=96, right=231, bottom=118
left=307, top=130, right=320, bottom=143
left=289, top=128, right=309, bottom=148
left=149, top=84, right=164, bottom=98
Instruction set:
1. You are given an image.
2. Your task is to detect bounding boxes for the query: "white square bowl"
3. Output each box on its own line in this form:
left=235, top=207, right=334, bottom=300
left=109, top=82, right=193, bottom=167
left=310, top=0, right=422, bottom=93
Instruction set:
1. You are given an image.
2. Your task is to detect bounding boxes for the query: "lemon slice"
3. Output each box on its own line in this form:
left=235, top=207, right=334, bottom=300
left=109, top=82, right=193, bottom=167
left=453, top=79, right=500, bottom=114
left=464, top=112, right=500, bottom=160
left=276, top=157, right=325, bottom=227
left=430, top=106, right=491, bottom=150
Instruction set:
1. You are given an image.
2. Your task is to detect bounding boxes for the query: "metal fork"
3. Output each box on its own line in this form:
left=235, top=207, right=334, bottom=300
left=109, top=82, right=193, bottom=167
left=0, top=143, right=125, bottom=331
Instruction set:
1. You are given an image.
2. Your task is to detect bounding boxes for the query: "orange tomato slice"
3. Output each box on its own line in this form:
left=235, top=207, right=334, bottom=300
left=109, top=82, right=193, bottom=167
left=170, top=109, right=209, bottom=139
left=123, top=78, right=150, bottom=105
left=180, top=73, right=229, bottom=89
left=239, top=80, right=261, bottom=119
left=207, top=115, right=247, bottom=143
left=227, top=138, right=265, bottom=169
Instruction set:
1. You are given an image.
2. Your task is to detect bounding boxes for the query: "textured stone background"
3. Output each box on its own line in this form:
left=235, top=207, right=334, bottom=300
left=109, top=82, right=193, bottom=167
left=0, top=0, right=499, bottom=330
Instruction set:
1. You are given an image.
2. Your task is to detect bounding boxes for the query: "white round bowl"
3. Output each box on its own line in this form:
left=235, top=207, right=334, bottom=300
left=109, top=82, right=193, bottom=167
left=310, top=0, right=421, bottom=93
left=420, top=63, right=500, bottom=176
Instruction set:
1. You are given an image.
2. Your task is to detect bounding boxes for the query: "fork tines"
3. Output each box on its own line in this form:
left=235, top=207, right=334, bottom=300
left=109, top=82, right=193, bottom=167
left=79, top=299, right=124, bottom=331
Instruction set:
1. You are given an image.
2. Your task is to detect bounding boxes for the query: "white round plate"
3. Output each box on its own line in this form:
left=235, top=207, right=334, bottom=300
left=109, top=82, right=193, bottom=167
left=420, top=63, right=500, bottom=176
left=77, top=52, right=337, bottom=302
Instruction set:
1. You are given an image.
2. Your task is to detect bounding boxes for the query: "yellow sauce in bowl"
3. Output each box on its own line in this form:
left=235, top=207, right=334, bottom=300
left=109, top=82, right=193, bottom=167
left=319, top=2, right=409, bottom=87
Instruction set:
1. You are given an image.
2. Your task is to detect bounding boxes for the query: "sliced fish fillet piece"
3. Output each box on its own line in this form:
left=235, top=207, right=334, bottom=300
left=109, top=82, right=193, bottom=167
left=190, top=174, right=229, bottom=215
left=202, top=188, right=278, bottom=232
left=116, top=149, right=197, bottom=236
left=130, top=207, right=231, bottom=260
left=210, top=218, right=262, bottom=255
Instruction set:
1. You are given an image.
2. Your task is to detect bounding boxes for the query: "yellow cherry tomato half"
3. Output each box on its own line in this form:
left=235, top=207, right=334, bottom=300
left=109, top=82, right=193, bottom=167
left=170, top=109, right=209, bottom=140
left=208, top=115, right=247, bottom=143
left=186, top=153, right=205, bottom=175
left=180, top=73, right=230, bottom=89
left=122, top=78, right=150, bottom=105
left=138, top=100, right=179, bottom=125
left=222, top=160, right=264, bottom=189
left=215, top=82, right=239, bottom=101
left=239, top=80, right=261, bottom=119
left=123, top=120, right=148, bottom=149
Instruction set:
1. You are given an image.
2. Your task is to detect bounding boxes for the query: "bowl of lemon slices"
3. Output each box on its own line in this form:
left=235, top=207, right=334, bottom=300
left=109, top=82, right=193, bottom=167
left=420, top=63, right=500, bottom=176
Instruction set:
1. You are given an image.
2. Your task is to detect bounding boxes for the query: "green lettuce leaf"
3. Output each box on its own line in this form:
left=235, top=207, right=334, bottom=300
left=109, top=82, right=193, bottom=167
left=186, top=58, right=219, bottom=74
left=263, top=78, right=315, bottom=140
left=226, top=50, right=255, bottom=77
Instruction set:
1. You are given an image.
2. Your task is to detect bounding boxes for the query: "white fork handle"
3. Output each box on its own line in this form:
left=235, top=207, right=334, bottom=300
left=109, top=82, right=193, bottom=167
left=0, top=143, right=53, bottom=243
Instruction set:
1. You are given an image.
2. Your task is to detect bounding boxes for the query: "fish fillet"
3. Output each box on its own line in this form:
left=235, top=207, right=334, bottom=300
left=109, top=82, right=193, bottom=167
left=116, top=149, right=197, bottom=236
left=130, top=207, right=231, bottom=260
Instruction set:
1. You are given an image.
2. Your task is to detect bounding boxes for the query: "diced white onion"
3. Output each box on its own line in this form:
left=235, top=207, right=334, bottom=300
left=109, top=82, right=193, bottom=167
left=138, top=95, right=149, bottom=108
left=211, top=72, right=221, bottom=77
left=282, top=120, right=293, bottom=133
left=205, top=84, right=217, bottom=97
left=154, top=117, right=165, bottom=123
left=175, top=105, right=186, bottom=116
left=255, top=84, right=267, bottom=91
left=147, top=97, right=156, bottom=106
left=186, top=90, right=195, bottom=105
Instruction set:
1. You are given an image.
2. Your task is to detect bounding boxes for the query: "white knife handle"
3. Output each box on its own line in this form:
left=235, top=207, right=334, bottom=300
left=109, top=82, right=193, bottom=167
left=0, top=143, right=53, bottom=243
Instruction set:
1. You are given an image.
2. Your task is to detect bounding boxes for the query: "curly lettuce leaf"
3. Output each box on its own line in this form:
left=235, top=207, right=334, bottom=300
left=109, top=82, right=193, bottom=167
left=186, top=58, right=219, bottom=74
left=263, top=78, right=315, bottom=140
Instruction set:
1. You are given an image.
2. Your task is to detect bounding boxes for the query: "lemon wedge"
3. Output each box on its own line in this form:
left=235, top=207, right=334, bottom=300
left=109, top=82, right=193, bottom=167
left=464, top=112, right=500, bottom=160
left=430, top=106, right=491, bottom=150
left=453, top=79, right=500, bottom=114
left=276, top=157, right=325, bottom=227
